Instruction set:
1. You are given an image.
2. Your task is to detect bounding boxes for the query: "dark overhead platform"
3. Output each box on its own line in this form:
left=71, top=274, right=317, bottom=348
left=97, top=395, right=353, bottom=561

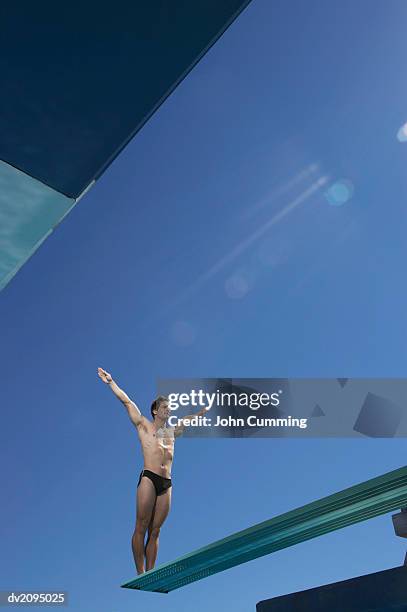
left=256, top=565, right=407, bottom=612
left=0, top=1, right=251, bottom=198
left=0, top=1, right=251, bottom=291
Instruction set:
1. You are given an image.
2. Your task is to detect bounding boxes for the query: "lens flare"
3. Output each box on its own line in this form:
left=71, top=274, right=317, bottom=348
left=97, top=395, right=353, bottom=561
left=324, top=179, right=354, bottom=206
left=397, top=122, right=407, bottom=142
left=225, top=273, right=250, bottom=299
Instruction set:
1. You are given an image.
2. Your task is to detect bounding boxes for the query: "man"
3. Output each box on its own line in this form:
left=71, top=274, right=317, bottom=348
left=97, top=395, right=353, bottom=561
left=97, top=367, right=206, bottom=574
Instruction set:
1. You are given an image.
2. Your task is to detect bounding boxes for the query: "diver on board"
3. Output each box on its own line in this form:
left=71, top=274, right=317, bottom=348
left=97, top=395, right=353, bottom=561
left=97, top=367, right=206, bottom=574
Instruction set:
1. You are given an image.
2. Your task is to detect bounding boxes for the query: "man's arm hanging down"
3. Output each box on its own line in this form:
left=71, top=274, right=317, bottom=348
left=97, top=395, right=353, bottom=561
left=98, top=367, right=144, bottom=427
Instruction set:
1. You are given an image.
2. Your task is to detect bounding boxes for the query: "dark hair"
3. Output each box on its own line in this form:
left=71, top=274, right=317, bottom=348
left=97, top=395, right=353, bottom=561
left=150, top=396, right=168, bottom=419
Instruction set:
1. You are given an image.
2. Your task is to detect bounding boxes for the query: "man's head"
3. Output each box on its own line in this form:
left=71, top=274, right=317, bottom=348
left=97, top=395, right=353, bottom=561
left=151, top=396, right=170, bottom=421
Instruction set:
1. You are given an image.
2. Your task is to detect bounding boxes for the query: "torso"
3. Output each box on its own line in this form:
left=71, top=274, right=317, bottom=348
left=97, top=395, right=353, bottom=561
left=136, top=418, right=175, bottom=478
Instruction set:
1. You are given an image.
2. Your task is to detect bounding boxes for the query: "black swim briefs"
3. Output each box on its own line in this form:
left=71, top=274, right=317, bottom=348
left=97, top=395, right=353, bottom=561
left=137, top=469, right=172, bottom=496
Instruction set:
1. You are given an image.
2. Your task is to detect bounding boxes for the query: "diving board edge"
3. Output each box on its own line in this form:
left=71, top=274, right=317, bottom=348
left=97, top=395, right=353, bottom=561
left=121, top=465, right=407, bottom=593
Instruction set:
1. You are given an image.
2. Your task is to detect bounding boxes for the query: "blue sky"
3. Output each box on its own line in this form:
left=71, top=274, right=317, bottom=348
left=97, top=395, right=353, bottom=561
left=1, top=0, right=407, bottom=610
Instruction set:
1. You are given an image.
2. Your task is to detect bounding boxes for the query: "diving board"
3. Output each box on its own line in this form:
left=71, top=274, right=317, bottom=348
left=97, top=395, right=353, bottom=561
left=122, top=465, right=407, bottom=593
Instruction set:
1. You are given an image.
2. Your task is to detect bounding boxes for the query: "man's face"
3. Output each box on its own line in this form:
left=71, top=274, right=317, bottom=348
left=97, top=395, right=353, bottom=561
left=156, top=401, right=170, bottom=420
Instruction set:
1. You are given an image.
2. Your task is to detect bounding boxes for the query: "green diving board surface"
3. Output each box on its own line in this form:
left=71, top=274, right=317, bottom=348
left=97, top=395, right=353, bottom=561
left=122, top=465, right=407, bottom=593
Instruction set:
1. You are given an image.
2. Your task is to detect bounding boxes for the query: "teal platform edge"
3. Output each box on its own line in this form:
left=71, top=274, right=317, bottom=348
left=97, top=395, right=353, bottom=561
left=122, top=466, right=407, bottom=593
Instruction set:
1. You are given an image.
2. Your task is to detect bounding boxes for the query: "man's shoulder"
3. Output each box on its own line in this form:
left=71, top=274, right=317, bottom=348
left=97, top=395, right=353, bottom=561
left=136, top=415, right=152, bottom=432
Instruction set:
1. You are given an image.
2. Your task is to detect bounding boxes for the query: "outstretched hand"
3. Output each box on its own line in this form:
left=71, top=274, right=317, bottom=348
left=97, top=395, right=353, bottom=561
left=197, top=406, right=209, bottom=417
left=98, top=367, right=113, bottom=384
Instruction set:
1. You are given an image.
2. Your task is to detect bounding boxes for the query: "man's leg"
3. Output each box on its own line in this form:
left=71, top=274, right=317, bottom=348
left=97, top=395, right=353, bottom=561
left=132, top=477, right=156, bottom=574
left=144, top=500, right=157, bottom=559
left=145, top=487, right=172, bottom=571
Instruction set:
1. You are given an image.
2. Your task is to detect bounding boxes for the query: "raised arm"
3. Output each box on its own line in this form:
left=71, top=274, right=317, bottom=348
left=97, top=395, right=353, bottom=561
left=174, top=406, right=208, bottom=438
left=97, top=367, right=144, bottom=427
